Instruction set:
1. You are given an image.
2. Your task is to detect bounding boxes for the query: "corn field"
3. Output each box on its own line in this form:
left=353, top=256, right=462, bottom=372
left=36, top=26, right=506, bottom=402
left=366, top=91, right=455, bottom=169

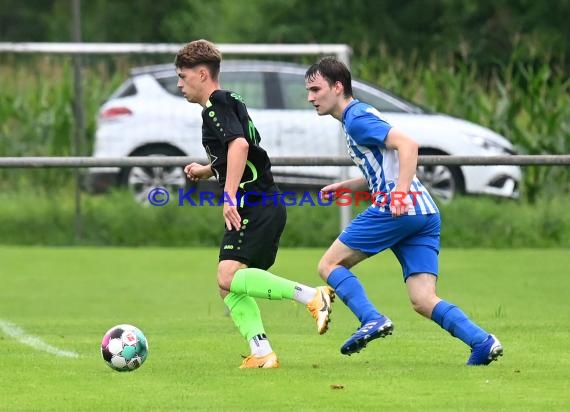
left=0, top=48, right=568, bottom=202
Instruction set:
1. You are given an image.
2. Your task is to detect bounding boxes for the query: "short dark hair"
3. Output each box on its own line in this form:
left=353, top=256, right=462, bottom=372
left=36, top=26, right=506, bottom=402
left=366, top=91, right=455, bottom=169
left=305, top=56, right=353, bottom=98
left=175, top=39, right=222, bottom=80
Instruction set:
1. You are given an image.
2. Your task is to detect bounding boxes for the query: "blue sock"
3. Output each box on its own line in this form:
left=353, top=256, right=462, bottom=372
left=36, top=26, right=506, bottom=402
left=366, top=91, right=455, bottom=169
left=431, top=300, right=489, bottom=347
left=327, top=267, right=382, bottom=324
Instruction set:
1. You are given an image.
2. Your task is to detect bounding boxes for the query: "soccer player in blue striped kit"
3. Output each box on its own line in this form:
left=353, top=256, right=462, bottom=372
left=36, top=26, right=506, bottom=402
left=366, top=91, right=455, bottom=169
left=305, top=57, right=503, bottom=365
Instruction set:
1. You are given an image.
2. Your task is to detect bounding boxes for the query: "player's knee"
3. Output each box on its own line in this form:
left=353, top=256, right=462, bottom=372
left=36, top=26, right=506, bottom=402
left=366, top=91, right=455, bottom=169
left=317, top=257, right=333, bottom=281
left=412, top=297, right=440, bottom=318
left=218, top=287, right=229, bottom=299
left=409, top=296, right=433, bottom=318
left=217, top=270, right=235, bottom=291
left=217, top=260, right=244, bottom=290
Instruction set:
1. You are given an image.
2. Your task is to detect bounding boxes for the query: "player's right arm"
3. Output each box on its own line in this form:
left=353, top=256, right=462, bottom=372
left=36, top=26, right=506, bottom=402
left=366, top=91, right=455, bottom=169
left=184, top=162, right=214, bottom=182
left=320, top=176, right=367, bottom=201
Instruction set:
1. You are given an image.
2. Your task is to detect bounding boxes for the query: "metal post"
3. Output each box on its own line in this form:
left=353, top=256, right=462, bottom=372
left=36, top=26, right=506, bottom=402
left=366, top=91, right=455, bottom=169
left=338, top=49, right=352, bottom=231
left=71, top=0, right=84, bottom=241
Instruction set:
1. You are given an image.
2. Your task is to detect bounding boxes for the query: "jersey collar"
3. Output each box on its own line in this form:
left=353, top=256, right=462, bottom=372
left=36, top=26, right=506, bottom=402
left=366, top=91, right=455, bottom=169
left=342, top=99, right=360, bottom=123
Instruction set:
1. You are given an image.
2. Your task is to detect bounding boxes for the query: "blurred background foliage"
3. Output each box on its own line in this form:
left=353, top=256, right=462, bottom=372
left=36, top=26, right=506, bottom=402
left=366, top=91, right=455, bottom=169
left=2, top=0, right=569, bottom=70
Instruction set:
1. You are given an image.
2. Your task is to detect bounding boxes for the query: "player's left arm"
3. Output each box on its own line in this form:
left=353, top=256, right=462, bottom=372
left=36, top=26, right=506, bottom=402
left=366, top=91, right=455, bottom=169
left=224, top=137, right=249, bottom=231
left=384, top=128, right=419, bottom=215
left=210, top=93, right=250, bottom=231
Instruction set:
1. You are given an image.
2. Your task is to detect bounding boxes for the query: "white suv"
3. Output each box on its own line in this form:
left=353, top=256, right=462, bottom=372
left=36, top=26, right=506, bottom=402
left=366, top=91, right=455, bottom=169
left=87, top=60, right=521, bottom=202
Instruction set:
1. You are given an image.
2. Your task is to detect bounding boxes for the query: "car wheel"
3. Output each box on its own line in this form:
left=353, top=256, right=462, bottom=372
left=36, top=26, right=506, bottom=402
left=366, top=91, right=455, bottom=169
left=416, top=150, right=463, bottom=203
left=121, top=146, right=188, bottom=204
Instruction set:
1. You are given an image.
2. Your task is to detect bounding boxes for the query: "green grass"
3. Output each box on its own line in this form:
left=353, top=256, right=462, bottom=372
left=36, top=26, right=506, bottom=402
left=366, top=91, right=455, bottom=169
left=0, top=247, right=568, bottom=411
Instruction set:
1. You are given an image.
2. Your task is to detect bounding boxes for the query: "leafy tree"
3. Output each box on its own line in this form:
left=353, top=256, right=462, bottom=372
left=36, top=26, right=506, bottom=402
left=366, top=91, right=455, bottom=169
left=1, top=0, right=568, bottom=69
left=0, top=0, right=58, bottom=40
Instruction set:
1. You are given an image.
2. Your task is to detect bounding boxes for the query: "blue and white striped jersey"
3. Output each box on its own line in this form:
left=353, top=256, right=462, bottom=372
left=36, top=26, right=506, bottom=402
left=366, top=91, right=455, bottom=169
left=342, top=99, right=439, bottom=215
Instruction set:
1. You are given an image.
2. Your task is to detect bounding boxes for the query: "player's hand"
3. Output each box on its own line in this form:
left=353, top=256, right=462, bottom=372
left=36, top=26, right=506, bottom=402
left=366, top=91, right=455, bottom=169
left=389, top=190, right=412, bottom=217
left=223, top=198, right=241, bottom=231
left=184, top=163, right=209, bottom=181
left=319, top=182, right=344, bottom=202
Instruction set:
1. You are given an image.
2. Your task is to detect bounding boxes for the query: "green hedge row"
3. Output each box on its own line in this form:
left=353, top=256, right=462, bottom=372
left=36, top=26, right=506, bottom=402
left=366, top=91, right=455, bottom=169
left=0, top=189, right=567, bottom=248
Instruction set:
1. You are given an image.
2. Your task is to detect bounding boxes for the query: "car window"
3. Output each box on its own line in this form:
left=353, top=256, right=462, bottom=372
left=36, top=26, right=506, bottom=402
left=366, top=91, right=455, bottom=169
left=153, top=64, right=424, bottom=114
left=353, top=87, right=409, bottom=113
left=220, top=72, right=265, bottom=109
left=354, top=83, right=427, bottom=114
left=278, top=72, right=312, bottom=110
left=110, top=79, right=137, bottom=99
left=154, top=71, right=266, bottom=109
left=276, top=71, right=422, bottom=113
left=156, top=76, right=183, bottom=97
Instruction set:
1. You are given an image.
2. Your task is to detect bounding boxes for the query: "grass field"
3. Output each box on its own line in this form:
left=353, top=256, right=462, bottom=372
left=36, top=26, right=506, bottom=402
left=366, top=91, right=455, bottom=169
left=0, top=247, right=568, bottom=411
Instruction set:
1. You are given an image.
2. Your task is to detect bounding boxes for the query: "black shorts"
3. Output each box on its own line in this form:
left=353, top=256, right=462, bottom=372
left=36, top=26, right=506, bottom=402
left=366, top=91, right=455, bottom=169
left=219, top=202, right=287, bottom=270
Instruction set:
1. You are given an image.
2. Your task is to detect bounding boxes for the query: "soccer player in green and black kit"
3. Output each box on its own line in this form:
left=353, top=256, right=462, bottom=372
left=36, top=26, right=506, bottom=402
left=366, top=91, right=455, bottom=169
left=175, top=39, right=334, bottom=368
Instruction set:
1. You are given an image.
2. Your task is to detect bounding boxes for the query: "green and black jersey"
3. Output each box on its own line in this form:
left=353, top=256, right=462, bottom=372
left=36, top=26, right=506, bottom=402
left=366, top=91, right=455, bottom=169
left=201, top=89, right=278, bottom=195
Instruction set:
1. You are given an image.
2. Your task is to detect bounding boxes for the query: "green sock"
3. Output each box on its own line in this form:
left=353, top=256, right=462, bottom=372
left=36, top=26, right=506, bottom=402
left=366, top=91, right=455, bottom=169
left=223, top=292, right=265, bottom=341
left=230, top=268, right=296, bottom=300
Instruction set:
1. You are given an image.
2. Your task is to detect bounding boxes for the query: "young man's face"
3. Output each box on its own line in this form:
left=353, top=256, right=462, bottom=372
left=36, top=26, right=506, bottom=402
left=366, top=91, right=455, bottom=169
left=305, top=72, right=341, bottom=117
left=176, top=66, right=204, bottom=104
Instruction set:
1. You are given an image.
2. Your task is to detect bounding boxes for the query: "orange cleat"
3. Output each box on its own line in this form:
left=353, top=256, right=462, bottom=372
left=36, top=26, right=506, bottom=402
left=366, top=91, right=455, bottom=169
left=307, top=286, right=335, bottom=334
left=239, top=352, right=280, bottom=369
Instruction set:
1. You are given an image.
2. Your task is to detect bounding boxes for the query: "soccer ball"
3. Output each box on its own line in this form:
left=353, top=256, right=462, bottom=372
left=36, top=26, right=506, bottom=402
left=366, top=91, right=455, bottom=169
left=101, top=324, right=149, bottom=372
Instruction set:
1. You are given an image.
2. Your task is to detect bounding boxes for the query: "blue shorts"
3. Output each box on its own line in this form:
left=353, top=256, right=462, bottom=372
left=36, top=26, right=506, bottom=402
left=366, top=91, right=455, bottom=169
left=338, top=207, right=441, bottom=280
